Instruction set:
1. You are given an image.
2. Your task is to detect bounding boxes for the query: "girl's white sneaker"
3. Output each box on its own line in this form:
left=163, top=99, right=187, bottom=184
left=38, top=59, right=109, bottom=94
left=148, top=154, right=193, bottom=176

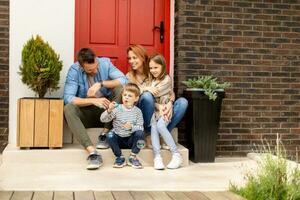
left=167, top=153, right=182, bottom=169
left=154, top=155, right=165, bottom=170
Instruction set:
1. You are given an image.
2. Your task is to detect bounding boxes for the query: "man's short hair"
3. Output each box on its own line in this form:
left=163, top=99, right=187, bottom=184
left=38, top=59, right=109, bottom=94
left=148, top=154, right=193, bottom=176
left=76, top=48, right=96, bottom=67
left=123, top=83, right=140, bottom=97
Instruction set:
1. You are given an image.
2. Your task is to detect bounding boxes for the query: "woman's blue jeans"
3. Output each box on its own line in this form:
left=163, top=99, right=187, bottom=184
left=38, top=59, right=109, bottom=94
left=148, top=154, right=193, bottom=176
left=138, top=92, right=188, bottom=133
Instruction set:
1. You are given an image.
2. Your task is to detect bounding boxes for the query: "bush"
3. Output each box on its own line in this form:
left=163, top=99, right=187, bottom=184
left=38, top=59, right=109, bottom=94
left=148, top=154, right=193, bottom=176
left=230, top=139, right=300, bottom=200
left=19, top=35, right=63, bottom=98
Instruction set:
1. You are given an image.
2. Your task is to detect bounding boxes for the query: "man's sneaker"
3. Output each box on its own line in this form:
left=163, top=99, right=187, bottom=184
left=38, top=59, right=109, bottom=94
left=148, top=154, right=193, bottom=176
left=128, top=155, right=143, bottom=169
left=86, top=152, right=103, bottom=170
left=166, top=153, right=182, bottom=169
left=96, top=134, right=109, bottom=149
left=113, top=156, right=126, bottom=168
left=153, top=154, right=165, bottom=170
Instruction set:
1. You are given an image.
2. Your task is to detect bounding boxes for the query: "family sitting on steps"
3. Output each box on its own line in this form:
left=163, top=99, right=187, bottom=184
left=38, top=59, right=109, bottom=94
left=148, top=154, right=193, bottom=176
left=63, top=45, right=188, bottom=170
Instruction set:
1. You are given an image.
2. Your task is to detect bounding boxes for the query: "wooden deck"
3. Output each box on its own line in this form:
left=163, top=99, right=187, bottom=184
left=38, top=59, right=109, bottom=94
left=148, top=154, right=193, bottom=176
left=0, top=191, right=245, bottom=200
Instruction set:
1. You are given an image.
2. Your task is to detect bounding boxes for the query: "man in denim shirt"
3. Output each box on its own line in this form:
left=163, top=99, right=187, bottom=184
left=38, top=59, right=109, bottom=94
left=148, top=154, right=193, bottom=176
left=64, top=48, right=128, bottom=170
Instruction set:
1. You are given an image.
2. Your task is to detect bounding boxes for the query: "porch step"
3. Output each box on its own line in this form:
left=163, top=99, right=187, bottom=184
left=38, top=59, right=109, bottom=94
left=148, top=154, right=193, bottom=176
left=63, top=126, right=179, bottom=145
left=2, top=143, right=189, bottom=167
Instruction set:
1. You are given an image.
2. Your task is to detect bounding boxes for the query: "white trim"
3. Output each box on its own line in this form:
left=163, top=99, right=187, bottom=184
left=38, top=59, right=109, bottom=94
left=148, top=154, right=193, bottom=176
left=170, top=0, right=175, bottom=86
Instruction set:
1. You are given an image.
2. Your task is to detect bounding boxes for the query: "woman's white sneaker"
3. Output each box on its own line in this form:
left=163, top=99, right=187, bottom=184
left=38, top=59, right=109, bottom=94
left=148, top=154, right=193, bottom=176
left=154, top=155, right=165, bottom=170
left=167, top=153, right=182, bottom=169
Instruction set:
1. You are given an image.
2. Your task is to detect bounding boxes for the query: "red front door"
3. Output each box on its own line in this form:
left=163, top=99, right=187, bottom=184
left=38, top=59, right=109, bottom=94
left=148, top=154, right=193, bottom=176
left=75, top=0, right=170, bottom=73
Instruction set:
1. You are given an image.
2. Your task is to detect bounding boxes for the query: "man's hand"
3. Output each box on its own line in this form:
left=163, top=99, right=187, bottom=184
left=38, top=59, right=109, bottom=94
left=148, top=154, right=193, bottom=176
left=87, top=82, right=101, bottom=97
left=92, top=98, right=110, bottom=109
left=123, top=122, right=132, bottom=130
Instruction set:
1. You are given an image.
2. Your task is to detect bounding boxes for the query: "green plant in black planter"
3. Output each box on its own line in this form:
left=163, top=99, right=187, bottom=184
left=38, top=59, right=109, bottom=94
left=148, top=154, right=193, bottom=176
left=182, top=75, right=230, bottom=101
left=182, top=75, right=230, bottom=162
left=19, top=35, right=63, bottom=98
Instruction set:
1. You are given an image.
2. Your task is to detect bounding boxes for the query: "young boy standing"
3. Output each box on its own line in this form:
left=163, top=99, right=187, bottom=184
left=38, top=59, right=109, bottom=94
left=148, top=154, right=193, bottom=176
left=100, top=83, right=144, bottom=169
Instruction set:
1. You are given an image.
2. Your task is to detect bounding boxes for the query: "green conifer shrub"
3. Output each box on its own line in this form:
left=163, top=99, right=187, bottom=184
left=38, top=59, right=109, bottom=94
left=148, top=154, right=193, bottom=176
left=19, top=35, right=63, bottom=98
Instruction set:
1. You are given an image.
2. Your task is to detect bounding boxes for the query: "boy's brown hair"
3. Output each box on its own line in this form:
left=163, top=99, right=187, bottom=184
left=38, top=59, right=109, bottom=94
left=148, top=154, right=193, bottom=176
left=123, top=83, right=141, bottom=97
left=149, top=53, right=167, bottom=80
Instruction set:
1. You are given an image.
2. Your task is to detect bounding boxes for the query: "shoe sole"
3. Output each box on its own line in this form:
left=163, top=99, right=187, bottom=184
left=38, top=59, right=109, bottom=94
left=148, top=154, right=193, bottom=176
left=113, top=163, right=126, bottom=168
left=86, top=163, right=103, bottom=170
left=127, top=163, right=143, bottom=169
left=166, top=165, right=182, bottom=169
left=154, top=167, right=165, bottom=170
left=96, top=145, right=110, bottom=149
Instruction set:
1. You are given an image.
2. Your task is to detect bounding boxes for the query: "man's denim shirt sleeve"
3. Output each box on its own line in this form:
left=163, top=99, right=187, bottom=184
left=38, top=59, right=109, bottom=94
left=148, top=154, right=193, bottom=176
left=63, top=64, right=80, bottom=105
left=105, top=58, right=128, bottom=85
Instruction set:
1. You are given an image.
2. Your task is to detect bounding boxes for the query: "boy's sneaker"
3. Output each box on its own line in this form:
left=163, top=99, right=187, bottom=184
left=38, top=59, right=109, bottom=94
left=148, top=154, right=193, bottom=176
left=96, top=134, right=109, bottom=149
left=86, top=152, right=103, bottom=170
left=128, top=155, right=143, bottom=169
left=153, top=155, right=165, bottom=170
left=113, top=156, right=126, bottom=168
left=167, top=153, right=182, bottom=169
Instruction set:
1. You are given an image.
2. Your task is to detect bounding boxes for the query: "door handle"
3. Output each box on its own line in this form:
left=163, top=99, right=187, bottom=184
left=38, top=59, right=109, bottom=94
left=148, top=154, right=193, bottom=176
left=153, top=21, right=164, bottom=43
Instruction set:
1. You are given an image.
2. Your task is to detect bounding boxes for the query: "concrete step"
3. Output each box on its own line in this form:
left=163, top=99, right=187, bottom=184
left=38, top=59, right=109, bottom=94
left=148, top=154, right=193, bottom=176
left=63, top=126, right=179, bottom=145
left=2, top=143, right=189, bottom=167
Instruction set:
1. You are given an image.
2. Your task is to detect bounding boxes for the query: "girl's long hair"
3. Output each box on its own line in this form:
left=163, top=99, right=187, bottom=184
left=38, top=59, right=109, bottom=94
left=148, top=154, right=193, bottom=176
left=149, top=53, right=167, bottom=81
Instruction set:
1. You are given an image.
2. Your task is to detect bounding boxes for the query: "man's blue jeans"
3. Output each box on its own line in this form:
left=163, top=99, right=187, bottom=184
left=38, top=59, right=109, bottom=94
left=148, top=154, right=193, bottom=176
left=107, top=130, right=144, bottom=157
left=138, top=92, right=188, bottom=133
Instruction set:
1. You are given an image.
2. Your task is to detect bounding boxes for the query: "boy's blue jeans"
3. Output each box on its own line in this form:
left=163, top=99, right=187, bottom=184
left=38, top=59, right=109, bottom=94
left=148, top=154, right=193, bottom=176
left=107, top=130, right=144, bottom=157
left=138, top=92, right=188, bottom=133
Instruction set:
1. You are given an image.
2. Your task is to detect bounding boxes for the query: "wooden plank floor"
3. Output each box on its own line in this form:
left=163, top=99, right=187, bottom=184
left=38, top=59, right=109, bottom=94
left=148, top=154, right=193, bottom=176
left=0, top=191, right=245, bottom=200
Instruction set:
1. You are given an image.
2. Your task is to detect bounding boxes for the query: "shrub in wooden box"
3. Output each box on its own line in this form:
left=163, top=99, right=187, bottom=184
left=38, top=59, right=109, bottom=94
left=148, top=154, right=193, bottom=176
left=17, top=98, right=63, bottom=148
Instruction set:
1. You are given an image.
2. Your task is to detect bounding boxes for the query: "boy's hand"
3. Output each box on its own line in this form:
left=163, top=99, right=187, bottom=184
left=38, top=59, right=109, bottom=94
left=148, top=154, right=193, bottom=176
left=107, top=101, right=117, bottom=113
left=123, top=122, right=132, bottom=130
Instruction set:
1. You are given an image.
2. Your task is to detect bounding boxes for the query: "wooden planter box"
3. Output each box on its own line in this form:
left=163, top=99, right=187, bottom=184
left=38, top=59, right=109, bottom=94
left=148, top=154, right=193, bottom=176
left=17, top=98, right=64, bottom=148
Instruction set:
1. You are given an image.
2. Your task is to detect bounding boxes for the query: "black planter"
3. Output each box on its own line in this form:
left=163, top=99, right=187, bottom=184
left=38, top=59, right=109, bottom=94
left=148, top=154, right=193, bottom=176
left=183, top=89, right=225, bottom=163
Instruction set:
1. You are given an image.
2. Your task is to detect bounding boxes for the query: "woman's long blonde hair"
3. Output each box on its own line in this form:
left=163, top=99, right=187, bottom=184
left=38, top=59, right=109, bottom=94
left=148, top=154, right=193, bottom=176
left=127, top=45, right=150, bottom=83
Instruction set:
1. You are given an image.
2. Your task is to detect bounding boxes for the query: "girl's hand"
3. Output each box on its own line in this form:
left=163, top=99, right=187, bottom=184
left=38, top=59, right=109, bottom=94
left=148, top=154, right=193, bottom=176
left=163, top=101, right=173, bottom=121
left=123, top=122, right=132, bottom=130
left=147, top=87, right=159, bottom=96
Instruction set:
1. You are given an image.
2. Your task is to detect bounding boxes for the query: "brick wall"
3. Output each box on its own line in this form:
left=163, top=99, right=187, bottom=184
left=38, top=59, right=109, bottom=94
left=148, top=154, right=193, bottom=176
left=174, top=0, right=300, bottom=159
left=0, top=0, right=9, bottom=152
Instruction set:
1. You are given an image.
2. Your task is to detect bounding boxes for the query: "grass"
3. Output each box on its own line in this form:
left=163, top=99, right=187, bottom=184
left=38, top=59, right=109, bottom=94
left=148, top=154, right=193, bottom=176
left=230, top=135, right=300, bottom=200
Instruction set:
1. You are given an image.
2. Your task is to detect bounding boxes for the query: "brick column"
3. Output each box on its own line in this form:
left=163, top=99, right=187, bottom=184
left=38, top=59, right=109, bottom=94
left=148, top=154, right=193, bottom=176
left=0, top=0, right=9, bottom=152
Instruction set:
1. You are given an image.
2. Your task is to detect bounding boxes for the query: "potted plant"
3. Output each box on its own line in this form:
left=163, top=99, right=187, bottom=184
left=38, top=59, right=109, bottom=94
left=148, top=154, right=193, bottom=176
left=17, top=35, right=64, bottom=148
left=183, top=76, right=230, bottom=162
